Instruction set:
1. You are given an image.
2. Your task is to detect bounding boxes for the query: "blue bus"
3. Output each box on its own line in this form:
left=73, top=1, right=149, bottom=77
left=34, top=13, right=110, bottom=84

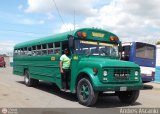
left=122, top=42, right=156, bottom=83
left=155, top=45, right=160, bottom=83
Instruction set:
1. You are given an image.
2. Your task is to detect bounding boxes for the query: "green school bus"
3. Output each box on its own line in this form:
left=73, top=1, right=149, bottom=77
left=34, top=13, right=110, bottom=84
left=13, top=28, right=143, bottom=106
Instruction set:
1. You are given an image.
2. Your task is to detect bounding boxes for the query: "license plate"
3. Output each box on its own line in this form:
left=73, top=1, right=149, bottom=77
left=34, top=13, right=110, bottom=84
left=120, top=87, right=127, bottom=91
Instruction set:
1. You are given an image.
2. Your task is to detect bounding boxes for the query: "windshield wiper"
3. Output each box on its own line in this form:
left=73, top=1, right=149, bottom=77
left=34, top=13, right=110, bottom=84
left=85, top=49, right=91, bottom=56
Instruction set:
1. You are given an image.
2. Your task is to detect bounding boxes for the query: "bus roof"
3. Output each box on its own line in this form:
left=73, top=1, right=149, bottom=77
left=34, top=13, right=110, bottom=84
left=14, top=28, right=118, bottom=49
left=122, top=42, right=156, bottom=46
left=14, top=31, right=74, bottom=49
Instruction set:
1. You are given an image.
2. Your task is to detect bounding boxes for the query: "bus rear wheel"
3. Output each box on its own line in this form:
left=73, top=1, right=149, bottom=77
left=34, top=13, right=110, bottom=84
left=76, top=78, right=98, bottom=106
left=24, top=70, right=39, bottom=87
left=117, top=90, right=140, bottom=104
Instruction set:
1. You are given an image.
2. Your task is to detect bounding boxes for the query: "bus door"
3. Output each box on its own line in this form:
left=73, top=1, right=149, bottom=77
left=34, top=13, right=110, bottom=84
left=69, top=39, right=82, bottom=92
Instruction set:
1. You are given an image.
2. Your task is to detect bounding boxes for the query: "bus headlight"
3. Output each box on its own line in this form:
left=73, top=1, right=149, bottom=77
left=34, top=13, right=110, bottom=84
left=135, top=71, right=139, bottom=76
left=103, top=77, right=108, bottom=80
left=135, top=77, right=138, bottom=80
left=103, top=70, right=108, bottom=76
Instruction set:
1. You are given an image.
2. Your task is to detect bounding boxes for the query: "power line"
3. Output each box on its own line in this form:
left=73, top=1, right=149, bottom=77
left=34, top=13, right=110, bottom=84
left=51, top=0, right=69, bottom=31
left=74, top=9, right=75, bottom=31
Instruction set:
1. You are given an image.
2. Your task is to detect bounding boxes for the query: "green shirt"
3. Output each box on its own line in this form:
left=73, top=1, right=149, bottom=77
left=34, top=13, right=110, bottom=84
left=60, top=54, right=71, bottom=69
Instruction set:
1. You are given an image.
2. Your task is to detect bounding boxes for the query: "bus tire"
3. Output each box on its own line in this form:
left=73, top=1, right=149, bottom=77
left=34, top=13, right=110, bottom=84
left=76, top=78, right=98, bottom=106
left=32, top=79, right=39, bottom=86
left=117, top=90, right=140, bottom=104
left=24, top=70, right=34, bottom=87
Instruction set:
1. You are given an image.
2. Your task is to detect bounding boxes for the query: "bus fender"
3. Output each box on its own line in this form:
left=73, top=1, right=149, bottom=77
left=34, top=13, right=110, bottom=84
left=76, top=68, right=97, bottom=87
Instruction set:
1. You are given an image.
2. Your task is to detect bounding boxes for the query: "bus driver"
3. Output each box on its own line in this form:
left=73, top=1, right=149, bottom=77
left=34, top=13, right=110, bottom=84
left=60, top=48, right=71, bottom=91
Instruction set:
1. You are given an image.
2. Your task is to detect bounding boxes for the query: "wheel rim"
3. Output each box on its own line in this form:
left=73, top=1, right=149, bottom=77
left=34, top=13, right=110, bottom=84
left=25, top=76, right=29, bottom=84
left=80, top=84, right=89, bottom=100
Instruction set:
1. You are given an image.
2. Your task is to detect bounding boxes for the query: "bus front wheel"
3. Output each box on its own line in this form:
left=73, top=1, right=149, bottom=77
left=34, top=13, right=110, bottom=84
left=76, top=78, right=98, bottom=106
left=24, top=70, right=39, bottom=87
left=117, top=90, right=140, bottom=104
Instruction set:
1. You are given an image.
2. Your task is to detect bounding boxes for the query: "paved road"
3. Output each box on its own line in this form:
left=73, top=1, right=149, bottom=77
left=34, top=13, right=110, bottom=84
left=0, top=67, right=160, bottom=108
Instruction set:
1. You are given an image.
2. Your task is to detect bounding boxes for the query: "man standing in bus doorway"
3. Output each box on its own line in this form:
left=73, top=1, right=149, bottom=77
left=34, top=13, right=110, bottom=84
left=60, top=48, right=71, bottom=91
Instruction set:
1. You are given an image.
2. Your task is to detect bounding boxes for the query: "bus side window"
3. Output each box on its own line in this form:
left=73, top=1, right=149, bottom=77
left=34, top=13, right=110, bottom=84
left=122, top=46, right=130, bottom=61
left=27, top=47, right=32, bottom=56
left=37, top=45, right=42, bottom=55
left=42, top=44, right=47, bottom=55
left=32, top=46, right=37, bottom=56
left=19, top=48, right=22, bottom=56
left=24, top=47, right=28, bottom=56
left=48, top=43, right=54, bottom=55
left=14, top=49, right=18, bottom=56
left=17, top=49, right=21, bottom=56
left=54, top=42, right=60, bottom=55
left=20, top=48, right=24, bottom=56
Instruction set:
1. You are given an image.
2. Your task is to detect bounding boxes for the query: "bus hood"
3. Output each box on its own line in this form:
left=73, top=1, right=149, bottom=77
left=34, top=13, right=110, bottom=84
left=81, top=57, right=139, bottom=68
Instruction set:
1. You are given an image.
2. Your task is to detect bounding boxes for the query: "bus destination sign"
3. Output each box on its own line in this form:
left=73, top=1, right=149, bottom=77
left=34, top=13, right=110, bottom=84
left=92, top=32, right=104, bottom=38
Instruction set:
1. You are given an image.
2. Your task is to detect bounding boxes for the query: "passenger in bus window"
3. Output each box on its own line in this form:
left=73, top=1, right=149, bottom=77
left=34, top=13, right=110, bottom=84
left=60, top=48, right=71, bottom=91
left=27, top=51, right=32, bottom=56
left=55, top=49, right=60, bottom=55
left=32, top=51, right=36, bottom=56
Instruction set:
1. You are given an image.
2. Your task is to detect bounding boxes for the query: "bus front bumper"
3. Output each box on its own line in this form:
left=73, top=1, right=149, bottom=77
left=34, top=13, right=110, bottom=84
left=93, top=83, right=143, bottom=92
left=141, top=76, right=154, bottom=82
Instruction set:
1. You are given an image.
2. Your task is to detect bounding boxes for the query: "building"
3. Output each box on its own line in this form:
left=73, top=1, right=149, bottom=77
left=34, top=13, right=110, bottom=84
left=3, top=56, right=13, bottom=67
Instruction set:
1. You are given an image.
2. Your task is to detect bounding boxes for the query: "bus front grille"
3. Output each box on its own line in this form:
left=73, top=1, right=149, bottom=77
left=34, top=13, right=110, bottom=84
left=114, top=69, right=130, bottom=80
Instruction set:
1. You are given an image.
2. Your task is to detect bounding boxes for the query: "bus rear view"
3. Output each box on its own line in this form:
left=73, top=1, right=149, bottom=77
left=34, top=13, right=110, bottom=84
left=122, top=42, right=156, bottom=83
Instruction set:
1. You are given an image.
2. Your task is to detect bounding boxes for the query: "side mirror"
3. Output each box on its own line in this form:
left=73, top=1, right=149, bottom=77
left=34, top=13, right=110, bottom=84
left=68, top=35, right=75, bottom=49
left=118, top=42, right=123, bottom=59
left=118, top=43, right=123, bottom=53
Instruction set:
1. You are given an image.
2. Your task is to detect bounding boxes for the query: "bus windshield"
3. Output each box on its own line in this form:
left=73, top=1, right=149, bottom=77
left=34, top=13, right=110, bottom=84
left=136, top=42, right=155, bottom=59
left=74, top=40, right=119, bottom=57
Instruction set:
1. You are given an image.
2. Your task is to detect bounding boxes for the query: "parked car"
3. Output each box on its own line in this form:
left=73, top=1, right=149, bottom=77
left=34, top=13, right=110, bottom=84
left=0, top=56, right=6, bottom=67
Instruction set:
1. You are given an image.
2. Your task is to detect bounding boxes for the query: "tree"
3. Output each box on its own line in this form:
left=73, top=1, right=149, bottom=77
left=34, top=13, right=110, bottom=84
left=156, top=41, right=160, bottom=45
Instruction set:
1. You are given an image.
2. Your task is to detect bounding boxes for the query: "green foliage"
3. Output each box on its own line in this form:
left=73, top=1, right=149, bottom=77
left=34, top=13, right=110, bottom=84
left=156, top=41, right=160, bottom=45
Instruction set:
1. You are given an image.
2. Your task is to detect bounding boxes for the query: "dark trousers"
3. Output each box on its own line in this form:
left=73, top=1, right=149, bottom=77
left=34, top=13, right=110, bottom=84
left=61, top=69, right=71, bottom=89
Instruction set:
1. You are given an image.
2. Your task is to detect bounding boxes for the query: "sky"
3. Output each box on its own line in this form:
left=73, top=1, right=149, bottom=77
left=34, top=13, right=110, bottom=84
left=0, top=0, right=160, bottom=54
